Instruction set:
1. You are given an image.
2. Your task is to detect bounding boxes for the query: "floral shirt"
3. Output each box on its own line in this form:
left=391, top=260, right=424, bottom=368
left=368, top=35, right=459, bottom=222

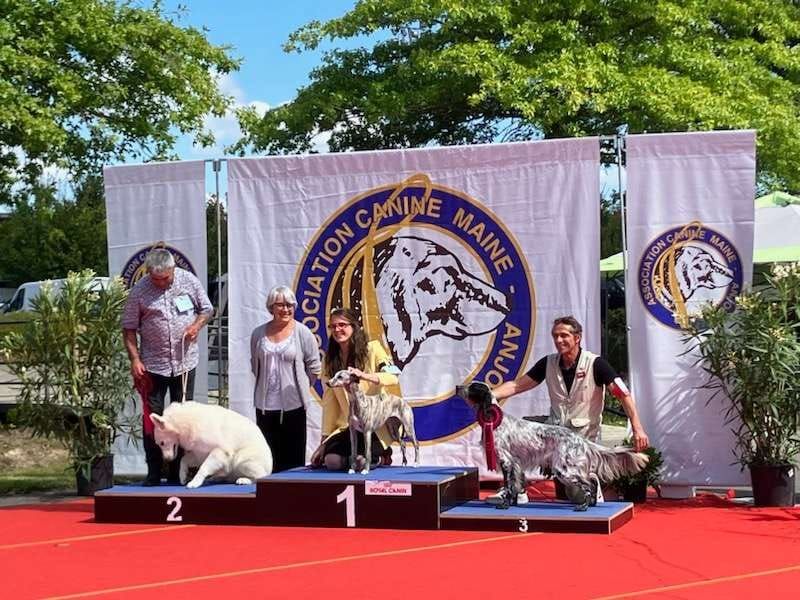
left=121, top=268, right=213, bottom=376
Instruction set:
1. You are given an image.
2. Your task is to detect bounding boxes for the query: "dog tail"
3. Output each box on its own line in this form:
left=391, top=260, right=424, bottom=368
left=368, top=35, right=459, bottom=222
left=588, top=445, right=649, bottom=482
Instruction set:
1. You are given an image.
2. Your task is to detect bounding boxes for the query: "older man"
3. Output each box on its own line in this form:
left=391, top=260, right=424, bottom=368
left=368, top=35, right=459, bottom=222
left=122, top=248, right=214, bottom=486
left=491, top=315, right=649, bottom=504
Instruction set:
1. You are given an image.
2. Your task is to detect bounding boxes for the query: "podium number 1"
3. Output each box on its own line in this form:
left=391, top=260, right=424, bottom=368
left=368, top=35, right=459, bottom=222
left=336, top=485, right=355, bottom=527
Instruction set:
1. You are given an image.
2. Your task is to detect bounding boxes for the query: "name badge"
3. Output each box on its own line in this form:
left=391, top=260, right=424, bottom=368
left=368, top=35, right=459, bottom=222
left=174, top=294, right=194, bottom=313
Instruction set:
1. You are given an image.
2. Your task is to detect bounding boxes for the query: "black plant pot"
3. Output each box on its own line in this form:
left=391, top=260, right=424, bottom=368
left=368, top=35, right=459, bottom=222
left=621, top=480, right=648, bottom=503
left=76, top=454, right=114, bottom=496
left=749, top=464, right=796, bottom=507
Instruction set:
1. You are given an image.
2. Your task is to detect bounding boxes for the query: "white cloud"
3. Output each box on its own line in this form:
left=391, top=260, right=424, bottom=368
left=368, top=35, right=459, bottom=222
left=183, top=72, right=272, bottom=159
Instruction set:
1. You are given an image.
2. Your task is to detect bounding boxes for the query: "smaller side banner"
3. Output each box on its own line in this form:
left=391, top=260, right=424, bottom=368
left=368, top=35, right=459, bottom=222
left=626, top=131, right=756, bottom=488
left=104, top=160, right=208, bottom=475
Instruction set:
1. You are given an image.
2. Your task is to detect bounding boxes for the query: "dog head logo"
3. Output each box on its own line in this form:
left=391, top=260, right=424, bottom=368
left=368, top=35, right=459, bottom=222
left=638, top=221, right=743, bottom=329
left=121, top=242, right=195, bottom=289
left=294, top=173, right=535, bottom=442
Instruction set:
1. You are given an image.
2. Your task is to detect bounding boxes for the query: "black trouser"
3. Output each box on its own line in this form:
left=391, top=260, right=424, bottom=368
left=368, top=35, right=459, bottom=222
left=256, top=406, right=306, bottom=473
left=143, top=369, right=195, bottom=482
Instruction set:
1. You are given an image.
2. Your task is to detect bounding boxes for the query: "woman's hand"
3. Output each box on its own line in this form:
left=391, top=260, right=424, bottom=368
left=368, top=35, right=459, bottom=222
left=347, top=366, right=379, bottom=384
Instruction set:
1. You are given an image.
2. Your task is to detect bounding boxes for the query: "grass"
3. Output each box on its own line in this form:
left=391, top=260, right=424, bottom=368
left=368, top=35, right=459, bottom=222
left=0, top=311, right=34, bottom=338
left=0, top=463, right=74, bottom=495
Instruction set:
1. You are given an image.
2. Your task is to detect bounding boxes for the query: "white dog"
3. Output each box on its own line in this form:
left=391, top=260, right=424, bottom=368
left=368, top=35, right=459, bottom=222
left=150, top=401, right=273, bottom=488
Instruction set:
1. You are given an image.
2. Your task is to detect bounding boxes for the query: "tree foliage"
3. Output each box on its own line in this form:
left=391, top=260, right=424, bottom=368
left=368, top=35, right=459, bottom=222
left=0, top=177, right=108, bottom=286
left=0, top=0, right=239, bottom=202
left=234, top=0, right=800, bottom=191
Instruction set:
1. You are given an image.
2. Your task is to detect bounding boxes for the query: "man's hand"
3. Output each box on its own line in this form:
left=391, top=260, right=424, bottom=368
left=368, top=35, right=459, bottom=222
left=184, top=323, right=201, bottom=342
left=131, top=358, right=146, bottom=380
left=631, top=427, right=649, bottom=452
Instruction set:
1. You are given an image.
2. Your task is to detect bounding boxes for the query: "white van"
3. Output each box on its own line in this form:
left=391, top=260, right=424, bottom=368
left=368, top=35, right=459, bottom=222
left=1, top=277, right=110, bottom=313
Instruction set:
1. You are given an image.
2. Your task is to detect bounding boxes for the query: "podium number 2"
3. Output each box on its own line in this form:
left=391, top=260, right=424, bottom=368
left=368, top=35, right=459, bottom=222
left=166, top=496, right=183, bottom=522
left=336, top=485, right=355, bottom=527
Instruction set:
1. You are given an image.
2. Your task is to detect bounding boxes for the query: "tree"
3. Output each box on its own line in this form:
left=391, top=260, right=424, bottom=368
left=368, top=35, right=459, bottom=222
left=1, top=0, right=239, bottom=203
left=0, top=176, right=108, bottom=285
left=234, top=0, right=800, bottom=192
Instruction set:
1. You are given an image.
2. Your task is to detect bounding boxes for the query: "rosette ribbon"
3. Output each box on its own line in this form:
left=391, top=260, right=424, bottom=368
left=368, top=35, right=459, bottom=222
left=476, top=404, right=504, bottom=471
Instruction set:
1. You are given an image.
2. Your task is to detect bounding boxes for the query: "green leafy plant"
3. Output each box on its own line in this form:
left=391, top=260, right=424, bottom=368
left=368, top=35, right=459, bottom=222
left=685, top=262, right=800, bottom=468
left=612, top=443, right=664, bottom=495
left=0, top=270, right=138, bottom=480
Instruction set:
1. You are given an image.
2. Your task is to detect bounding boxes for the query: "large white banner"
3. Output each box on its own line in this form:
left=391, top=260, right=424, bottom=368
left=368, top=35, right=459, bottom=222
left=228, top=139, right=600, bottom=471
left=626, top=131, right=756, bottom=489
left=104, top=160, right=208, bottom=475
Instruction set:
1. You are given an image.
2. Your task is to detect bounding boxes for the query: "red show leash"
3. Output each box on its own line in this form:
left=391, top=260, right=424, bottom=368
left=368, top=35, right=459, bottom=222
left=476, top=403, right=503, bottom=471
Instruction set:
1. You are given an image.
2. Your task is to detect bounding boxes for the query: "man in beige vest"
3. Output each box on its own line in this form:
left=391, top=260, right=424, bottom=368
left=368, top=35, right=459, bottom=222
left=490, top=315, right=649, bottom=504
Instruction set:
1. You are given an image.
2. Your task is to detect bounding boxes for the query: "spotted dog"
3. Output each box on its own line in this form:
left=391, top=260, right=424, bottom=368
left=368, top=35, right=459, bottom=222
left=456, top=381, right=648, bottom=511
left=327, top=369, right=420, bottom=474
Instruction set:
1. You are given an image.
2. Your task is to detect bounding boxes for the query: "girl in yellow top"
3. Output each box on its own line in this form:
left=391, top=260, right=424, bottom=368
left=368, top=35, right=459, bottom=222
left=311, top=307, right=399, bottom=471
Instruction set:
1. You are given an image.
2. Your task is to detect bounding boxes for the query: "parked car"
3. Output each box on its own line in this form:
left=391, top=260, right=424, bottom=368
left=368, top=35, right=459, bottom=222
left=1, top=277, right=110, bottom=314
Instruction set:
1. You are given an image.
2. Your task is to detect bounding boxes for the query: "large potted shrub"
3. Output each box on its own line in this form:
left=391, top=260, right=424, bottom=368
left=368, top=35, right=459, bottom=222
left=685, top=262, right=800, bottom=507
left=0, top=271, right=137, bottom=495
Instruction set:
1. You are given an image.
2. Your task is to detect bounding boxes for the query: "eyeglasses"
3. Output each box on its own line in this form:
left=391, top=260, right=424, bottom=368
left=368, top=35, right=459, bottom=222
left=272, top=303, right=295, bottom=310
left=329, top=322, right=353, bottom=330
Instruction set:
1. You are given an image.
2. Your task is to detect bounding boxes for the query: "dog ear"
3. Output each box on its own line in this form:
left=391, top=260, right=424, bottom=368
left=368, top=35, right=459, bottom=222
left=149, top=413, right=166, bottom=430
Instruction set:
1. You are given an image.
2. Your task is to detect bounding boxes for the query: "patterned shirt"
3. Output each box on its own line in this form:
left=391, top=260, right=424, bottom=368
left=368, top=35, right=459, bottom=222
left=121, top=268, right=214, bottom=376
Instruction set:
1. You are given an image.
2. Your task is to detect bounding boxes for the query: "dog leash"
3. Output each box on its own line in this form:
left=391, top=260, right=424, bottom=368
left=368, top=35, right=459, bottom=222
left=180, top=332, right=191, bottom=401
left=477, top=404, right=503, bottom=471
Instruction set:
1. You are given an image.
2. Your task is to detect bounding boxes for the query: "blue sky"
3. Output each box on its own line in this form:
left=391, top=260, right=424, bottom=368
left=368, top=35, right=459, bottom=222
left=167, top=0, right=360, bottom=160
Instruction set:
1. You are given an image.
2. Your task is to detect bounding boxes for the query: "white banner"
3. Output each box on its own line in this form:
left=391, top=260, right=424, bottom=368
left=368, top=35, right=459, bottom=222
left=228, top=139, right=600, bottom=472
left=626, top=131, right=756, bottom=488
left=104, top=160, right=208, bottom=475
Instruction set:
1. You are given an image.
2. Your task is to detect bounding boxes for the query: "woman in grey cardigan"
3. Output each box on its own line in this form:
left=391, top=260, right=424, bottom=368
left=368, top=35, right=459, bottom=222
left=250, top=285, right=321, bottom=471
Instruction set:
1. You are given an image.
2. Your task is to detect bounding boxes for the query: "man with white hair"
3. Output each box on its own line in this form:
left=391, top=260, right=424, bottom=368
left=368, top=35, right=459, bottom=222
left=122, top=247, right=214, bottom=486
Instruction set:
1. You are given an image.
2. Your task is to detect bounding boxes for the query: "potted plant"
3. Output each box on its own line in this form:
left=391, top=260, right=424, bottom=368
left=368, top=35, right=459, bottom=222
left=0, top=270, right=138, bottom=495
left=611, top=443, right=663, bottom=503
left=685, top=262, right=800, bottom=507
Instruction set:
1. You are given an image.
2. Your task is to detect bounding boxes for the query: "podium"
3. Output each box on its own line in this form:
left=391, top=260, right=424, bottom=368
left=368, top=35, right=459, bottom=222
left=95, top=466, right=635, bottom=534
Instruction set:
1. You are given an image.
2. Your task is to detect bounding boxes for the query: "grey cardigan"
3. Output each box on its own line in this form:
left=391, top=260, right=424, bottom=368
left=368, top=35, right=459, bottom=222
left=249, top=320, right=321, bottom=410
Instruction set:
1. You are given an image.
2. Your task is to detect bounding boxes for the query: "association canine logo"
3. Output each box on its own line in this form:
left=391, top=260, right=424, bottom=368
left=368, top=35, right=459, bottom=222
left=121, top=243, right=196, bottom=289
left=638, top=221, right=743, bottom=329
left=294, top=174, right=535, bottom=442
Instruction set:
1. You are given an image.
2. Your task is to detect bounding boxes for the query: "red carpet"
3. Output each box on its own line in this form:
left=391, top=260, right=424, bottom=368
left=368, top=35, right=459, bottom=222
left=1, top=491, right=799, bottom=600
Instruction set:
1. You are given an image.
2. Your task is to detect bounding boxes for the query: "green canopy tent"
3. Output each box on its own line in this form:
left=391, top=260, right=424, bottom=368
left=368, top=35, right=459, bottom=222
left=600, top=191, right=800, bottom=272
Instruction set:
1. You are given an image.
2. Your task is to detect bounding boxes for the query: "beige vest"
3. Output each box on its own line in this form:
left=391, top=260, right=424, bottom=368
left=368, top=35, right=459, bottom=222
left=545, top=349, right=604, bottom=442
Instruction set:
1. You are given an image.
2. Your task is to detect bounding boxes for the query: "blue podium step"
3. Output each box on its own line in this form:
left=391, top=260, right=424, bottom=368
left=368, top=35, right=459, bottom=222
left=94, top=468, right=635, bottom=534
left=439, top=500, right=635, bottom=534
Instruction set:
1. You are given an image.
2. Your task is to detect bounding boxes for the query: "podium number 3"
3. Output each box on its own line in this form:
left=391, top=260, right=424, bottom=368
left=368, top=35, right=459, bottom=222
left=336, top=485, right=355, bottom=527
left=166, top=496, right=183, bottom=522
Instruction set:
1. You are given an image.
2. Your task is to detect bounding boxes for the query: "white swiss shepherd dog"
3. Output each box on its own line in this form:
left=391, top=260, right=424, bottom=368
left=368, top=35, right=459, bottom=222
left=150, top=401, right=273, bottom=488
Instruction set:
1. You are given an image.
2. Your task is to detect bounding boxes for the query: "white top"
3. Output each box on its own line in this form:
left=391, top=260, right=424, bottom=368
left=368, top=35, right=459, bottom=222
left=256, top=336, right=300, bottom=411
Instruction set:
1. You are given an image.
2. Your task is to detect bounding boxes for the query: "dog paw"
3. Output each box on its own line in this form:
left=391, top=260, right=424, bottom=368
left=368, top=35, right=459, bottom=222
left=360, top=468, right=370, bottom=475
left=186, top=478, right=203, bottom=489
left=347, top=469, right=356, bottom=475
left=235, top=477, right=253, bottom=485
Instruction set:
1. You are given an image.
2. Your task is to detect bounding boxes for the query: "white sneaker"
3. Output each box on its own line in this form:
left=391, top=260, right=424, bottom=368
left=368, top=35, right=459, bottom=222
left=485, top=488, right=529, bottom=506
